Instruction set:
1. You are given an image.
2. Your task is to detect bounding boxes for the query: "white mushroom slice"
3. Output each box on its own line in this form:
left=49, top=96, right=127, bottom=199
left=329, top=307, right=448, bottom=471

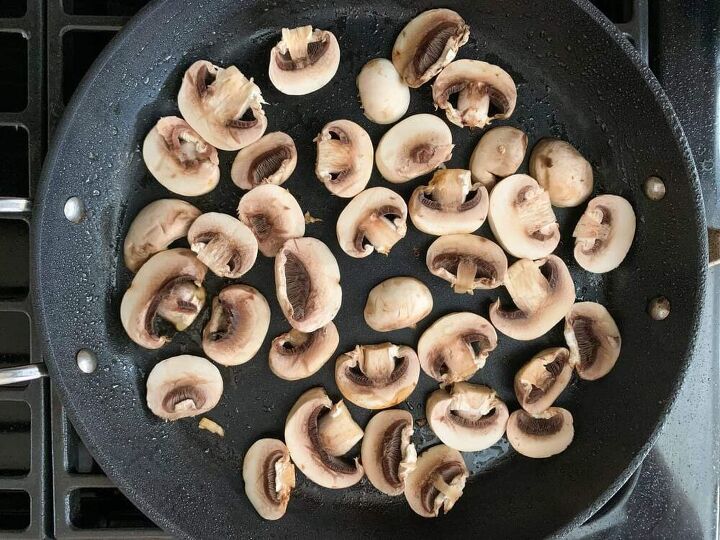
left=488, top=173, right=560, bottom=259
left=356, top=59, right=410, bottom=124
left=202, top=285, right=270, bottom=366
left=564, top=302, right=621, bottom=380
left=237, top=185, right=305, bottom=257
left=269, top=26, right=340, bottom=95
left=275, top=237, right=342, bottom=332
left=514, top=348, right=573, bottom=414
left=142, top=116, right=220, bottom=196
left=123, top=199, right=201, bottom=273
left=178, top=60, right=267, bottom=151
left=417, top=312, right=497, bottom=384
left=187, top=213, right=258, bottom=279
left=376, top=114, right=453, bottom=184
left=426, top=382, right=509, bottom=452
left=404, top=444, right=468, bottom=518
left=315, top=120, right=374, bottom=198
left=364, top=277, right=433, bottom=332
left=490, top=256, right=576, bottom=341
left=392, top=9, right=469, bottom=88
left=432, top=60, right=517, bottom=129
left=269, top=322, right=339, bottom=381
left=409, top=169, right=488, bottom=236
left=573, top=194, right=636, bottom=273
left=120, top=248, right=207, bottom=349
left=507, top=407, right=574, bottom=459
left=361, top=410, right=416, bottom=496
left=242, top=438, right=295, bottom=520
left=336, top=187, right=408, bottom=258
left=469, top=126, right=528, bottom=190
left=284, top=387, right=364, bottom=488
left=317, top=400, right=364, bottom=457
left=146, top=355, right=223, bottom=421
left=426, top=234, right=507, bottom=294
left=231, top=131, right=297, bottom=190
left=529, top=138, right=593, bottom=207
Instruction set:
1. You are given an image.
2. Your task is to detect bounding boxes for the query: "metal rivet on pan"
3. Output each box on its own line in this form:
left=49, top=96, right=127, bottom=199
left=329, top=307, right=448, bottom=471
left=644, top=176, right=666, bottom=200
left=64, top=197, right=86, bottom=223
left=648, top=296, right=670, bottom=320
left=76, top=349, right=98, bottom=373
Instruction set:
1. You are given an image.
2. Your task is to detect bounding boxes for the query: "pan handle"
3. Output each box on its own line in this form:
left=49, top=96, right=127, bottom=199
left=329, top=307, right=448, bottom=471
left=0, top=197, right=31, bottom=217
left=0, top=364, right=47, bottom=385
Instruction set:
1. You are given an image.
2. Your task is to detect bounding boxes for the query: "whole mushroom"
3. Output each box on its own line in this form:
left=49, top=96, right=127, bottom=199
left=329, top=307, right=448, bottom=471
left=363, top=277, right=433, bottom=332
left=514, top=348, right=573, bottom=414
left=356, top=59, right=410, bottom=124
left=315, top=119, right=374, bottom=198
left=507, top=407, right=574, bottom=459
left=529, top=138, right=593, bottom=207
left=187, top=213, right=258, bottom=279
left=469, top=126, right=528, bottom=190
left=564, top=302, right=621, bottom=380
left=269, top=322, right=339, bottom=381
left=231, top=131, right=297, bottom=190
left=404, top=444, right=468, bottom=518
left=242, top=439, right=295, bottom=521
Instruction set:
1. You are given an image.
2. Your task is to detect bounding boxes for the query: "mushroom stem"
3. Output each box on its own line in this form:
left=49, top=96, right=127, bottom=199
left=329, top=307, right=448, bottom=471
left=504, top=259, right=549, bottom=314
left=574, top=208, right=611, bottom=246
left=208, top=66, right=264, bottom=124
left=156, top=279, right=206, bottom=331
left=362, top=216, right=404, bottom=255
left=457, top=84, right=490, bottom=127
left=453, top=258, right=477, bottom=294
left=193, top=235, right=234, bottom=272
left=282, top=26, right=313, bottom=63
left=432, top=474, right=465, bottom=514
left=361, top=345, right=396, bottom=381
left=315, top=139, right=353, bottom=179
left=317, top=400, right=364, bottom=457
left=430, top=169, right=471, bottom=206
left=519, top=189, right=556, bottom=236
left=275, top=456, right=297, bottom=493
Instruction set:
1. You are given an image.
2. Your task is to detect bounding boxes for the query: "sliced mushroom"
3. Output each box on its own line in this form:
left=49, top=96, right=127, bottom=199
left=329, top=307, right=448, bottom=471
left=404, top=444, right=468, bottom=518
left=317, top=400, right=364, bottom=457
left=336, top=187, right=408, bottom=258
left=376, top=114, right=453, bottom=184
left=564, top=302, right=621, bottom=380
left=417, top=312, right=497, bottom=384
left=364, top=277, right=433, bottom=332
left=231, top=132, right=297, bottom=190
left=514, top=348, right=572, bottom=414
left=146, top=355, right=223, bottom=421
left=315, top=119, right=374, bottom=198
left=356, top=58, right=410, bottom=124
left=268, top=26, right=340, bottom=95
left=269, top=322, right=339, bottom=381
left=242, top=438, right=295, bottom=521
left=335, top=343, right=420, bottom=410
left=275, top=237, right=342, bottom=332
left=187, top=213, right=258, bottom=278
left=361, top=410, right=417, bottom=496
left=426, top=382, right=509, bottom=452
left=469, top=126, right=528, bottom=190
left=284, top=387, right=364, bottom=488
left=529, top=138, right=593, bottom=207
left=573, top=194, right=636, bottom=273
left=237, top=184, right=305, bottom=257
left=120, top=248, right=207, bottom=349
left=202, top=285, right=270, bottom=366
left=507, top=407, right=574, bottom=458
left=490, top=256, right=576, bottom=341
left=426, top=234, right=507, bottom=294
left=142, top=116, right=220, bottom=196
left=488, top=173, right=560, bottom=259
left=178, top=60, right=267, bottom=151
left=392, top=9, right=469, bottom=88
left=123, top=199, right=201, bottom=273
left=432, top=60, right=517, bottom=129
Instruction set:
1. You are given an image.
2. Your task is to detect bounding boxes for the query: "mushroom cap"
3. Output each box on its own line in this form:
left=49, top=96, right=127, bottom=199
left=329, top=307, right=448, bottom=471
left=269, top=26, right=340, bottom=95
left=404, top=444, right=468, bottom=518
left=490, top=256, right=576, bottom=341
left=336, top=187, right=408, bottom=258
left=178, top=60, right=267, bottom=151
left=231, top=131, right=297, bottom=190
left=274, top=237, right=342, bottom=332
left=242, top=438, right=295, bottom=520
left=507, top=407, right=574, bottom=458
left=469, top=126, right=528, bottom=190
left=142, top=116, right=220, bottom=196
left=426, top=234, right=507, bottom=294
left=392, top=9, right=469, bottom=88
left=202, top=284, right=270, bottom=366
left=432, top=59, right=517, bottom=129
left=364, top=277, right=433, bottom=332
left=284, top=387, right=364, bottom=488
left=564, top=302, right=621, bottom=380
left=417, top=312, right=498, bottom=384
left=361, top=410, right=416, bottom=496
left=409, top=169, right=489, bottom=235
left=375, top=114, right=453, bottom=184
left=188, top=212, right=258, bottom=278
left=426, top=382, right=509, bottom=452
left=237, top=184, right=305, bottom=257
left=529, top=138, right=593, bottom=208
left=488, top=173, right=560, bottom=259
left=514, top=347, right=573, bottom=414
left=269, top=322, right=339, bottom=381
left=356, top=58, right=410, bottom=124
left=334, top=343, right=421, bottom=410
left=123, top=199, right=201, bottom=273
left=316, top=399, right=364, bottom=457
left=146, top=355, right=223, bottom=421
left=573, top=194, right=636, bottom=273
left=315, top=119, right=374, bottom=198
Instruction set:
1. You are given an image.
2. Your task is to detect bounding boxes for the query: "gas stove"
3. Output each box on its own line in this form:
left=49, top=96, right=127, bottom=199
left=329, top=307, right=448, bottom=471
left=0, top=1, right=717, bottom=538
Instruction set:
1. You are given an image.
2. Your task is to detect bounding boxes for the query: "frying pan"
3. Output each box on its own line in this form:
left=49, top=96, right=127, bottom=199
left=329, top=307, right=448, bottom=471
left=2, top=0, right=708, bottom=537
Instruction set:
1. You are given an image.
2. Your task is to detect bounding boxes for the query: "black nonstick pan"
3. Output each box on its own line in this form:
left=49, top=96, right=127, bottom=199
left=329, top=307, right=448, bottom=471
left=22, top=0, right=708, bottom=538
